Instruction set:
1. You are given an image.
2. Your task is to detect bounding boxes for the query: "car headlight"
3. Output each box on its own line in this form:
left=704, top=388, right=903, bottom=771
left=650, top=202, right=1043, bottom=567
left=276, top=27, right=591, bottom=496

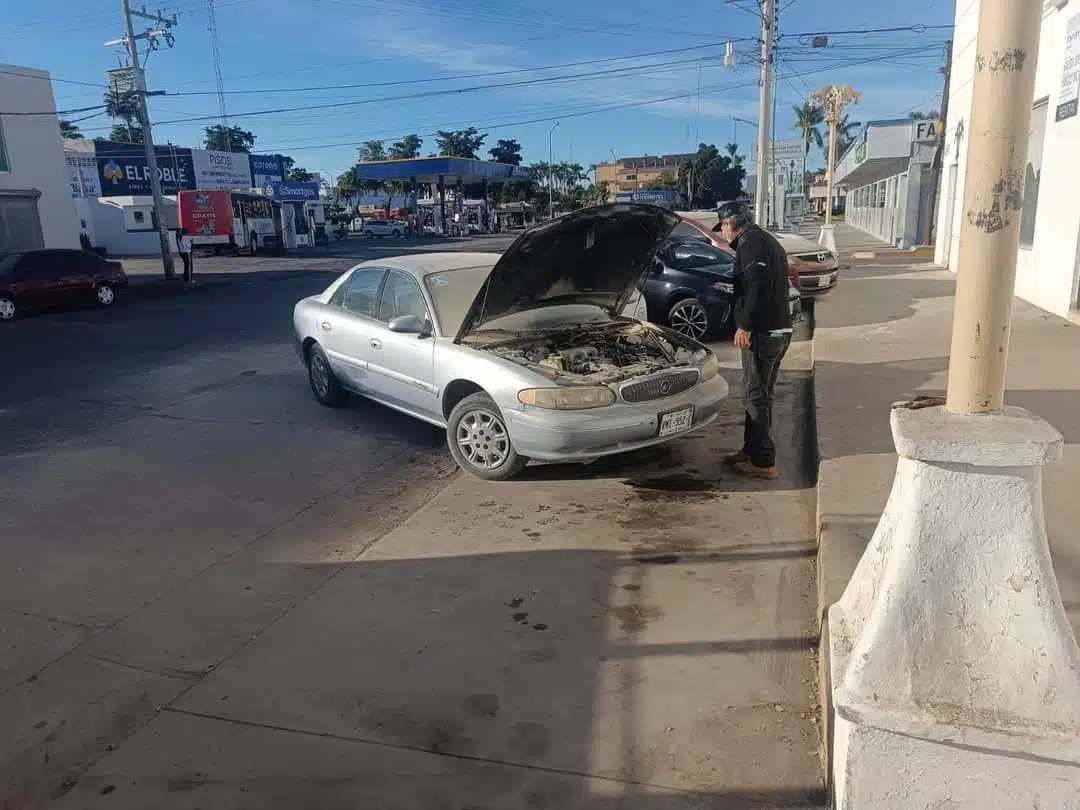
left=518, top=386, right=616, bottom=410
left=712, top=280, right=734, bottom=294
left=698, top=352, right=720, bottom=382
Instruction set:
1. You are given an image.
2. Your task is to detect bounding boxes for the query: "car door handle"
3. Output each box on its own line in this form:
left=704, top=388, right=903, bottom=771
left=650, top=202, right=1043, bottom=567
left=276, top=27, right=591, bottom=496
left=321, top=322, right=332, bottom=331
left=370, top=338, right=382, bottom=349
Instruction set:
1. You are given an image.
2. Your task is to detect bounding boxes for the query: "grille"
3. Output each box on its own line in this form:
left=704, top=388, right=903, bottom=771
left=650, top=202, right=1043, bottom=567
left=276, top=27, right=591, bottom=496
left=796, top=252, right=830, bottom=263
left=621, top=370, right=700, bottom=403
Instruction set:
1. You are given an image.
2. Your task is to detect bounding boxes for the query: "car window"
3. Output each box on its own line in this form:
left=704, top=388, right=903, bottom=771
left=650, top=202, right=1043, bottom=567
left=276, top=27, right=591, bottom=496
left=667, top=241, right=732, bottom=270
left=338, top=268, right=385, bottom=317
left=378, top=271, right=429, bottom=323
left=54, top=250, right=96, bottom=277
left=16, top=251, right=58, bottom=280
left=671, top=222, right=712, bottom=243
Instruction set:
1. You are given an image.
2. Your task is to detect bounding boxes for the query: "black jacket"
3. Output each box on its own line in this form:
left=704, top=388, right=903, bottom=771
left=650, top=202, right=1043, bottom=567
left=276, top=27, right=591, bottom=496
left=729, top=224, right=793, bottom=333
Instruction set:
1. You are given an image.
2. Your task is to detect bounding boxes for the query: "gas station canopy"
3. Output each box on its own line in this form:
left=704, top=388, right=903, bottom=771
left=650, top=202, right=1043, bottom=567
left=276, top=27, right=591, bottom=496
left=352, top=157, right=531, bottom=185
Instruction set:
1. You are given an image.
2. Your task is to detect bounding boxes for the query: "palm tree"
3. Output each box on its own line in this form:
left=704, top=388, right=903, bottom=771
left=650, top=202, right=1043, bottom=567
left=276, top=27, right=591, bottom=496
left=103, top=91, right=140, bottom=142
left=724, top=143, right=745, bottom=168
left=59, top=120, right=83, bottom=139
left=792, top=102, right=825, bottom=156
left=836, top=114, right=862, bottom=155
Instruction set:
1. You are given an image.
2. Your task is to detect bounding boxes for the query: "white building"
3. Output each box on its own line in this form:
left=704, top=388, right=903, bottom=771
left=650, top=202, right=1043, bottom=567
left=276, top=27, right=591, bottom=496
left=834, top=117, right=940, bottom=249
left=0, top=64, right=80, bottom=251
left=935, top=0, right=1080, bottom=320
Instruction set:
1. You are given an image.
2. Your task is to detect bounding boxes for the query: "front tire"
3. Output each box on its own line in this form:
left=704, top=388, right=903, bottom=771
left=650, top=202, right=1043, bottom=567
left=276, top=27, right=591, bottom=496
left=667, top=297, right=709, bottom=340
left=95, top=283, right=116, bottom=308
left=447, top=392, right=528, bottom=481
left=364, top=230, right=374, bottom=239
left=392, top=229, right=401, bottom=238
left=307, top=344, right=347, bottom=407
left=0, top=295, right=16, bottom=321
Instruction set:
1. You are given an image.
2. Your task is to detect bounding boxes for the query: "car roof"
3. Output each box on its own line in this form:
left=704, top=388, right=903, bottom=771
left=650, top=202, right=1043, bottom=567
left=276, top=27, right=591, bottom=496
left=352, top=251, right=500, bottom=281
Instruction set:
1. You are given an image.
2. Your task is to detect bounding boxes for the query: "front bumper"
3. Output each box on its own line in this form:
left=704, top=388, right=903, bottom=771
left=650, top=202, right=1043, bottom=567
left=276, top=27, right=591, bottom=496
left=798, top=268, right=839, bottom=295
left=503, top=374, right=729, bottom=462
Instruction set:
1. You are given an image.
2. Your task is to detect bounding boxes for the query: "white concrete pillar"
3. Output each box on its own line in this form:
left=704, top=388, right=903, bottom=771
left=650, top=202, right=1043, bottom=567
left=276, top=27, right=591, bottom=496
left=818, top=223, right=837, bottom=254
left=829, top=404, right=1080, bottom=808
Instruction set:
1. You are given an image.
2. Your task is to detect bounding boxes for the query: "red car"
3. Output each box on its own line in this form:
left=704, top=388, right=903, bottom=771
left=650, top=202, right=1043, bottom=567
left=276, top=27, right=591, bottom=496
left=672, top=218, right=802, bottom=293
left=0, top=249, right=128, bottom=321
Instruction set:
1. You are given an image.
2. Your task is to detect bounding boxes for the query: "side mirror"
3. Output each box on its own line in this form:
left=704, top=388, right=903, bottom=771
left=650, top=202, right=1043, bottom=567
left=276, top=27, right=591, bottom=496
left=388, top=314, right=428, bottom=335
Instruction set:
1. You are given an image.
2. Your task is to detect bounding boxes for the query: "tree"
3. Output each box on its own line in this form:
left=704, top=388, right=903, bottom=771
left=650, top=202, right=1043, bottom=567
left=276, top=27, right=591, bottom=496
left=279, top=155, right=296, bottom=175
left=792, top=101, right=825, bottom=155
left=59, top=120, right=83, bottom=139
left=677, top=142, right=746, bottom=209
left=203, top=124, right=257, bottom=152
left=436, top=127, right=487, bottom=159
left=724, top=143, right=745, bottom=168
left=908, top=110, right=937, bottom=120
left=288, top=167, right=314, bottom=181
left=103, top=91, right=140, bottom=143
left=388, top=134, right=422, bottom=159
left=488, top=138, right=522, bottom=165
left=357, top=140, right=387, bottom=162
left=337, top=167, right=360, bottom=197
left=836, top=114, right=862, bottom=156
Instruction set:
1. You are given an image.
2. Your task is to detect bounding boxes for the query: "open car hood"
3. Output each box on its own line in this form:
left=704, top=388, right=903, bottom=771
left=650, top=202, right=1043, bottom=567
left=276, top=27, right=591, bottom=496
left=455, top=204, right=679, bottom=342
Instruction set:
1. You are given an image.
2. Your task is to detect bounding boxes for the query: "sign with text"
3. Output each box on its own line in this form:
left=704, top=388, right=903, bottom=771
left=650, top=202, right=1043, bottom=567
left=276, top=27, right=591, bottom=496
left=265, top=180, right=320, bottom=202
left=94, top=140, right=195, bottom=195
left=66, top=151, right=101, bottom=198
left=1056, top=12, right=1080, bottom=122
left=751, top=138, right=804, bottom=164
left=192, top=149, right=252, bottom=189
left=912, top=119, right=941, bottom=142
left=854, top=141, right=869, bottom=165
left=249, top=154, right=284, bottom=187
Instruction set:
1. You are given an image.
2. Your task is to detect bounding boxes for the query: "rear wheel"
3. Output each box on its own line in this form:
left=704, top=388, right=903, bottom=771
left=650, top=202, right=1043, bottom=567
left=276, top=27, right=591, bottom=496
left=0, top=295, right=16, bottom=321
left=667, top=297, right=709, bottom=340
left=446, top=392, right=528, bottom=481
left=364, top=230, right=375, bottom=239
left=307, top=344, right=347, bottom=407
left=392, top=229, right=401, bottom=238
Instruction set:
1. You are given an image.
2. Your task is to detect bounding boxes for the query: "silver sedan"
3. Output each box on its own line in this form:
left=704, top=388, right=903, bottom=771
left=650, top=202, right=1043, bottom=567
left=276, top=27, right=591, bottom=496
left=292, top=204, right=730, bottom=480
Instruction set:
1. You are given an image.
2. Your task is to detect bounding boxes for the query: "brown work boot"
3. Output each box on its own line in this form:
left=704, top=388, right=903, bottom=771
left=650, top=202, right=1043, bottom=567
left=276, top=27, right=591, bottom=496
left=723, top=449, right=750, bottom=466
left=733, top=460, right=778, bottom=480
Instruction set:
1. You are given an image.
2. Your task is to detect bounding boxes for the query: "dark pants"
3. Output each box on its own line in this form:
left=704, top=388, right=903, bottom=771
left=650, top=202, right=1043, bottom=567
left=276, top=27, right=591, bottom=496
left=180, top=251, right=193, bottom=282
left=741, top=333, right=791, bottom=468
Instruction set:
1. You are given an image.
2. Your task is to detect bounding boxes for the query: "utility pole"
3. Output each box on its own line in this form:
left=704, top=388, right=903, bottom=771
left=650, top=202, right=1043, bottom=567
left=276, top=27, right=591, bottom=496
left=107, top=1, right=177, bottom=280
left=548, top=121, right=560, bottom=219
left=751, top=0, right=775, bottom=225
left=946, top=9, right=1039, bottom=414
left=921, top=40, right=953, bottom=246
left=813, top=84, right=859, bottom=252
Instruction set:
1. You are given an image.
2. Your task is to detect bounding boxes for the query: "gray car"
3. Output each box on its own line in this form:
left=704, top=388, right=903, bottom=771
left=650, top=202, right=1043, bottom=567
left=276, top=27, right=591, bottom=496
left=292, top=204, right=730, bottom=480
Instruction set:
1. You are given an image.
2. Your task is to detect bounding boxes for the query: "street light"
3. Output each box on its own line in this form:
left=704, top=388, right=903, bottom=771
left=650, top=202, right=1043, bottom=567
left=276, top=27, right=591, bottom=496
left=548, top=122, right=560, bottom=219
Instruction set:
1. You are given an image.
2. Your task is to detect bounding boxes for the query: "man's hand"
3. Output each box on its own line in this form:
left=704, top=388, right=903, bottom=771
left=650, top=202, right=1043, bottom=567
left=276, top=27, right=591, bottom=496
left=734, top=328, right=752, bottom=349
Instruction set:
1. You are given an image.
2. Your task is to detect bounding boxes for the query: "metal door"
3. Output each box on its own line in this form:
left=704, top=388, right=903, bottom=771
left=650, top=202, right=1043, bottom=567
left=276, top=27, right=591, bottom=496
left=318, top=267, right=387, bottom=392
left=367, top=270, right=438, bottom=418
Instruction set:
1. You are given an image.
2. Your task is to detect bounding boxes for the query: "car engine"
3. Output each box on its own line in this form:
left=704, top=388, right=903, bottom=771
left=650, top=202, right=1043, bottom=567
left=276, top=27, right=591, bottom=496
left=489, top=323, right=693, bottom=383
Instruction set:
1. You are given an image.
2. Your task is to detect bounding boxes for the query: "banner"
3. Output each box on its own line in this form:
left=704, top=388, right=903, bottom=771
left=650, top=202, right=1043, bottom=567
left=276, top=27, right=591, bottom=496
left=249, top=154, right=284, bottom=187
left=94, top=140, right=195, bottom=195
left=192, top=149, right=252, bottom=189
left=178, top=190, right=234, bottom=237
left=66, top=151, right=101, bottom=198
left=264, top=180, right=320, bottom=202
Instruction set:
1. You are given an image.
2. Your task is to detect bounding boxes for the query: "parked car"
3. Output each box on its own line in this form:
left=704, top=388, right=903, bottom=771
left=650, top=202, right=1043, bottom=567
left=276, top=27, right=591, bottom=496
left=0, top=249, right=128, bottom=321
left=770, top=231, right=841, bottom=295
left=363, top=219, right=404, bottom=239
left=672, top=215, right=804, bottom=295
left=292, top=204, right=729, bottom=480
left=640, top=237, right=800, bottom=340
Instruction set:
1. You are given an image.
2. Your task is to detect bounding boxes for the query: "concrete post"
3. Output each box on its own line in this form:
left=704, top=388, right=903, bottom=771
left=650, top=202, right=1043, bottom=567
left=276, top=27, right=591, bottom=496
left=945, top=0, right=1039, bottom=416
left=828, top=4, right=1080, bottom=807
left=437, top=175, right=446, bottom=235
left=814, top=85, right=858, bottom=254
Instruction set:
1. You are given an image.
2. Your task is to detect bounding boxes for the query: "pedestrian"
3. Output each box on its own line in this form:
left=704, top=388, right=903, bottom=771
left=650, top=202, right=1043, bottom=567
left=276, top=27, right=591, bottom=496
left=716, top=201, right=793, bottom=480
left=176, top=227, right=194, bottom=283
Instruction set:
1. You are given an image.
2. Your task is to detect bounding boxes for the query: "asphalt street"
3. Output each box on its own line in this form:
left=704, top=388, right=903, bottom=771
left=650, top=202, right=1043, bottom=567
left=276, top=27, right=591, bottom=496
left=0, top=236, right=821, bottom=808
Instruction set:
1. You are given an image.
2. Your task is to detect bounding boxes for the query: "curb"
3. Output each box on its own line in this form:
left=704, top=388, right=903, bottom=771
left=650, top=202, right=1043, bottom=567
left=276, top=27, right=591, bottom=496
left=850, top=246, right=935, bottom=260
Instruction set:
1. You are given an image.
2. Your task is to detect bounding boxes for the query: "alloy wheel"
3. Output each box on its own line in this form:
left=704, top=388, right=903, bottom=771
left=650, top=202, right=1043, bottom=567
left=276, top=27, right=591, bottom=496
left=310, top=352, right=330, bottom=398
left=0, top=298, right=14, bottom=321
left=96, top=285, right=115, bottom=306
left=670, top=301, right=708, bottom=339
left=455, top=408, right=510, bottom=470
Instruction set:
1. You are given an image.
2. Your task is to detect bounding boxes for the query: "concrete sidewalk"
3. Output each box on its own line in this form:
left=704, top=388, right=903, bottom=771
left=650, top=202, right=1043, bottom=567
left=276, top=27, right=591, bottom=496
left=812, top=222, right=1080, bottom=780
left=35, top=336, right=825, bottom=808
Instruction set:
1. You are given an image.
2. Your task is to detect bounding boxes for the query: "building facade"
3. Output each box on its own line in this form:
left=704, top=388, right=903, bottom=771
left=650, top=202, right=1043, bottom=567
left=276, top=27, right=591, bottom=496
left=935, top=0, right=1080, bottom=320
left=595, top=154, right=692, bottom=201
left=0, top=64, right=80, bottom=252
left=834, top=118, right=940, bottom=248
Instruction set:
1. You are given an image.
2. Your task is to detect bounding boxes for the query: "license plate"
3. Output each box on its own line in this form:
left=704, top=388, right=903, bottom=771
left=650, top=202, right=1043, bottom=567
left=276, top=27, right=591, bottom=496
left=658, top=406, right=694, bottom=437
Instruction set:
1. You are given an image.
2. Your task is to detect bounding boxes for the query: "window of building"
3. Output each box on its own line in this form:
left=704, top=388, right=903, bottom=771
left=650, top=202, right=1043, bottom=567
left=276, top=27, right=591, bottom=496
left=133, top=210, right=145, bottom=225
left=1019, top=99, right=1047, bottom=249
left=0, top=120, right=9, bottom=173
left=0, top=195, right=45, bottom=251
left=876, top=182, right=886, bottom=208
left=624, top=174, right=637, bottom=181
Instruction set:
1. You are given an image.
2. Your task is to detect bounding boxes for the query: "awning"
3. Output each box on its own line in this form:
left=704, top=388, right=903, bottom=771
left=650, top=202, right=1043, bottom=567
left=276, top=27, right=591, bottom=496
left=837, top=156, right=911, bottom=189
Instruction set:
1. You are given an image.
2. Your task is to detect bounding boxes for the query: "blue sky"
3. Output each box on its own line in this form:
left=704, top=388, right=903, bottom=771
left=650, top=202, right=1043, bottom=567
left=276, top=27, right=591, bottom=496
left=4, top=0, right=954, bottom=182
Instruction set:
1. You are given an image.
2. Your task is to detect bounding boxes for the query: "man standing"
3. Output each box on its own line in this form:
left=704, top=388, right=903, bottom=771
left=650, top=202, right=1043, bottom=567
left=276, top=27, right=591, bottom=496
left=176, top=227, right=194, bottom=283
left=716, top=201, right=793, bottom=480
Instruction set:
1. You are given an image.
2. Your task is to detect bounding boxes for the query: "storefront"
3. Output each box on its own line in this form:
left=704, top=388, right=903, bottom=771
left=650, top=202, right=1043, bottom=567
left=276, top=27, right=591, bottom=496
left=0, top=64, right=80, bottom=251
left=261, top=179, right=324, bottom=248
left=935, top=0, right=1080, bottom=320
left=834, top=118, right=937, bottom=249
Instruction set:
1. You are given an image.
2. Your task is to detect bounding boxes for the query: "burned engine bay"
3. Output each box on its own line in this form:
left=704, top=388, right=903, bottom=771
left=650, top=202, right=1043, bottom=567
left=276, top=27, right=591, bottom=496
left=488, top=322, right=694, bottom=384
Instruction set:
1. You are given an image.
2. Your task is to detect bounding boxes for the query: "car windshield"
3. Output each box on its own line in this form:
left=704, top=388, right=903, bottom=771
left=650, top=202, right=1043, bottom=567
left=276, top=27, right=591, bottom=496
left=423, top=265, right=493, bottom=335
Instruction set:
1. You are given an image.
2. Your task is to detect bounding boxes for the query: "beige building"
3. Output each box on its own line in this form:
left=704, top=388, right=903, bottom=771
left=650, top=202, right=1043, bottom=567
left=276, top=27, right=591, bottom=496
left=595, top=153, right=692, bottom=201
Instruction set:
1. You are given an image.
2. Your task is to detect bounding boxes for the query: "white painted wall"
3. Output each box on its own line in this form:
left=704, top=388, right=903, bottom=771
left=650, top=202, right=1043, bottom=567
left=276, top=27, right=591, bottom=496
left=86, top=197, right=180, bottom=257
left=0, top=64, right=80, bottom=249
left=935, top=0, right=1080, bottom=318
